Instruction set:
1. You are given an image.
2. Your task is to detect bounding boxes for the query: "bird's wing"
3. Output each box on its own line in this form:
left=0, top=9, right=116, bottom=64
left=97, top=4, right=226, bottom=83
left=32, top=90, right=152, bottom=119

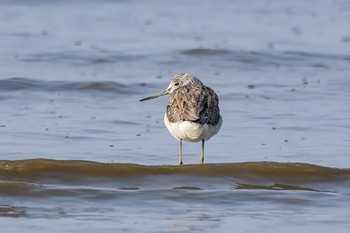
left=198, top=86, right=221, bottom=125
left=166, top=85, right=221, bottom=125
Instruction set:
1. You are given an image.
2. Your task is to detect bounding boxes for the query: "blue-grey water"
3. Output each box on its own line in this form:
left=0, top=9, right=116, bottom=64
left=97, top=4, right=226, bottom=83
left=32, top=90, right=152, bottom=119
left=1, top=0, right=350, bottom=232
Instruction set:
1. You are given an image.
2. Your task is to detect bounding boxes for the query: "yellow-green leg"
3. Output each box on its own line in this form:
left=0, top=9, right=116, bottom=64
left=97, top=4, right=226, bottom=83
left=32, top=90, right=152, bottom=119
left=200, top=140, right=205, bottom=164
left=179, top=139, right=183, bottom=165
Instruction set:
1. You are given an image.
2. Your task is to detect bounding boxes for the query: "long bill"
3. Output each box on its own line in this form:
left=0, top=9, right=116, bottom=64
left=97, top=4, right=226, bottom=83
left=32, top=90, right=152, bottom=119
left=139, top=89, right=169, bottom=101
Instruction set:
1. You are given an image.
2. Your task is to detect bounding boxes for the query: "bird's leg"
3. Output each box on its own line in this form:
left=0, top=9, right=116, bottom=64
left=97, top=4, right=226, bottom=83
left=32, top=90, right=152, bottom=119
left=179, top=139, right=183, bottom=165
left=200, top=140, right=205, bottom=164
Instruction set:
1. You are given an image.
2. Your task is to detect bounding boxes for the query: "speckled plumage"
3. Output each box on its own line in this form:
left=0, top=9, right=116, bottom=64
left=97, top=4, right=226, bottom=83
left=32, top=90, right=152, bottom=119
left=140, top=73, right=222, bottom=165
left=166, top=76, right=221, bottom=125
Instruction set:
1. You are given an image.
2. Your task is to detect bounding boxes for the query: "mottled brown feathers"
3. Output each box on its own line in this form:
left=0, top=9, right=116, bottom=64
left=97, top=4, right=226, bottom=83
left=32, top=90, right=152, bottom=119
left=166, top=83, right=221, bottom=125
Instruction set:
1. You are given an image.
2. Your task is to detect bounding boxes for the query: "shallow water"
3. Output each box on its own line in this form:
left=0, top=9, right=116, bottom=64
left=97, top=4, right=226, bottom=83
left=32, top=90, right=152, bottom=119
left=1, top=0, right=350, bottom=232
left=1, top=159, right=350, bottom=233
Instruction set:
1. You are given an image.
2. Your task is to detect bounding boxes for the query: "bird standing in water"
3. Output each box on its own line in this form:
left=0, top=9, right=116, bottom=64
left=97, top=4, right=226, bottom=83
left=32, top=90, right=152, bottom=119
left=140, top=73, right=222, bottom=165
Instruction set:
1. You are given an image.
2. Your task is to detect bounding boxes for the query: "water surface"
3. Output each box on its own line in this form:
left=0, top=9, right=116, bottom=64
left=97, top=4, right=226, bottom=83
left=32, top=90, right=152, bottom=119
left=1, top=0, right=350, bottom=232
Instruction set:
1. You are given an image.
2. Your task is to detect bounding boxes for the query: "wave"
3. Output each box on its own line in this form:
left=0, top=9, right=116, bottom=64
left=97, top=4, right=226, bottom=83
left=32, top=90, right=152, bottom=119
left=1, top=159, right=349, bottom=199
left=182, top=48, right=231, bottom=55
left=1, top=159, right=349, bottom=183
left=181, top=48, right=350, bottom=68
left=0, top=78, right=140, bottom=94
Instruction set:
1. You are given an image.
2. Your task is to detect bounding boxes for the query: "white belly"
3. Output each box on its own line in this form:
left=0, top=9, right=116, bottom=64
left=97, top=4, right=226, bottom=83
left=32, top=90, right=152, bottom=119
left=164, top=113, right=222, bottom=142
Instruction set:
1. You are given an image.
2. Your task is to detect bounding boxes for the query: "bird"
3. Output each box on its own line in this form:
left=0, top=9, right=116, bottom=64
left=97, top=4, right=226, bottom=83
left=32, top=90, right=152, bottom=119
left=139, top=73, right=222, bottom=165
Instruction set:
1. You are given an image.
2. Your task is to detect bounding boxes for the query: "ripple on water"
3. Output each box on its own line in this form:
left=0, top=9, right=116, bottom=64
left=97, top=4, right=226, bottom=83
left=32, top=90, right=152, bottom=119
left=1, top=159, right=349, bottom=197
left=0, top=78, right=141, bottom=95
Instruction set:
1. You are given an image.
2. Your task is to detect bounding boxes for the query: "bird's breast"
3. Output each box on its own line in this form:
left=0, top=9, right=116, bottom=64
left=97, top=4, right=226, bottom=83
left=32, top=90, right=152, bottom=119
left=164, top=113, right=222, bottom=142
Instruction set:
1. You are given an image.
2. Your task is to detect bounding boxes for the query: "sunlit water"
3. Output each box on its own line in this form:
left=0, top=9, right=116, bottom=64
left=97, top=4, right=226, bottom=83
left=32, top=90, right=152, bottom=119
left=1, top=0, right=350, bottom=232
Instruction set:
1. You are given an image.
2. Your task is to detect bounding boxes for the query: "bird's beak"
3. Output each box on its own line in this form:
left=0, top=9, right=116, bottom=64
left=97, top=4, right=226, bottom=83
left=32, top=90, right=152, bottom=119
left=139, top=88, right=169, bottom=101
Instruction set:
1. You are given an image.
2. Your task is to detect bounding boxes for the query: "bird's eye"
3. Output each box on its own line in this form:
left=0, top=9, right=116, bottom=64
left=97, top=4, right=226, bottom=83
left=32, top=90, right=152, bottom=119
left=174, top=83, right=179, bottom=86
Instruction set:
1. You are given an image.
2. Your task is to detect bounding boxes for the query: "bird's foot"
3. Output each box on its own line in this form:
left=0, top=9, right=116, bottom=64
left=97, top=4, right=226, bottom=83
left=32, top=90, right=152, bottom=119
left=200, top=154, right=204, bottom=164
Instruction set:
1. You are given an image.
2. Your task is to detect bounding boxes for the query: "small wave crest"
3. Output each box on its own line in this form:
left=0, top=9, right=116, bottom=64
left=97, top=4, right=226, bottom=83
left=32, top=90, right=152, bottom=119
left=0, top=78, right=139, bottom=94
left=181, top=48, right=350, bottom=68
left=1, top=159, right=349, bottom=183
left=1, top=159, right=349, bottom=198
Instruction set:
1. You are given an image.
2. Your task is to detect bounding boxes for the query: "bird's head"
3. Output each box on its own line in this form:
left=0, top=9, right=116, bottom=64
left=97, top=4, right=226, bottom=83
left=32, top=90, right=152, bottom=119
left=139, top=73, right=202, bottom=101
